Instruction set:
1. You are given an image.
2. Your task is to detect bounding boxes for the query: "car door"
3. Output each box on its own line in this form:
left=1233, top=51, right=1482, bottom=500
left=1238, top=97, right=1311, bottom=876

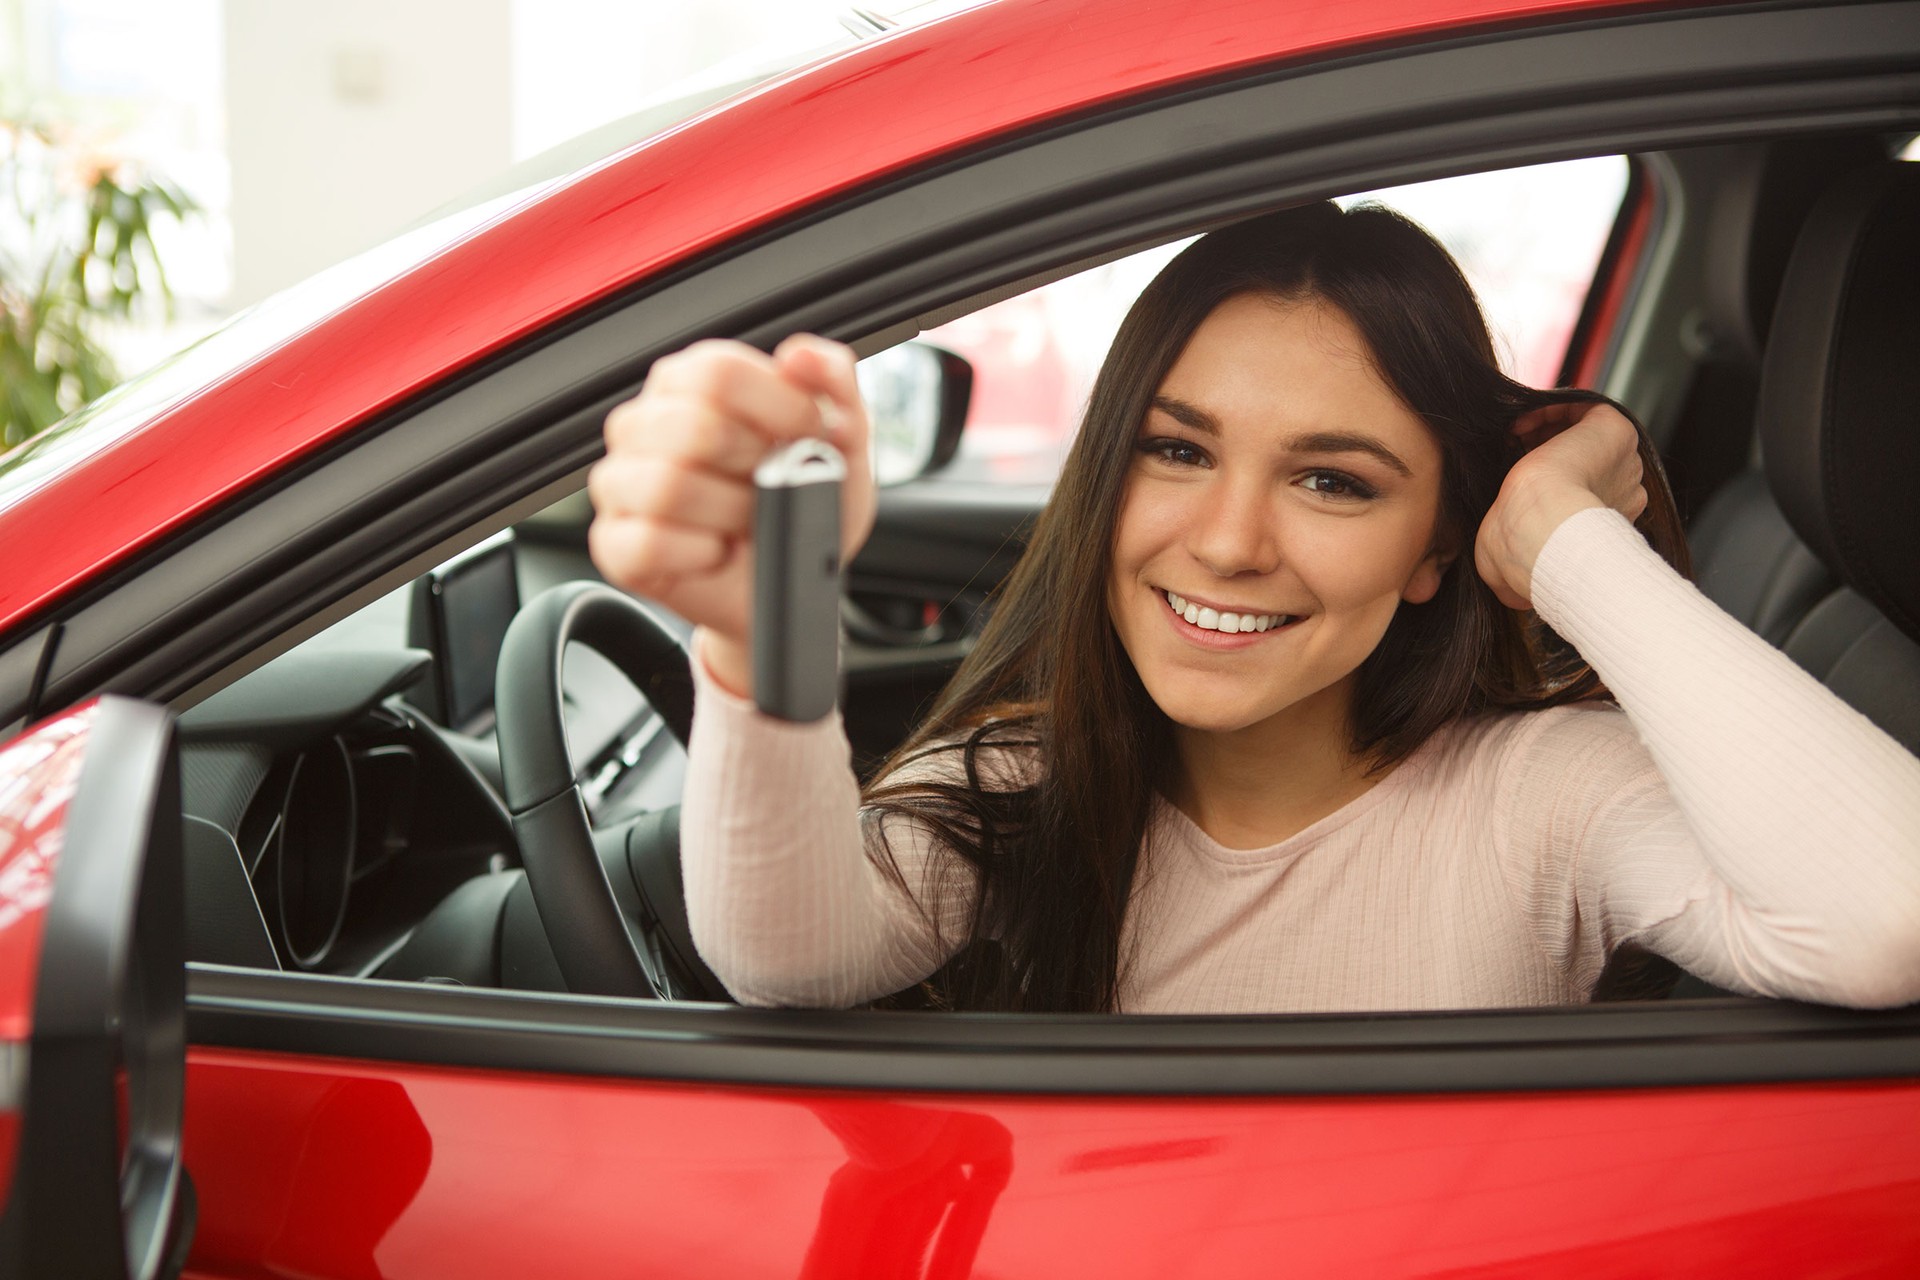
left=2, top=3, right=1919, bottom=1277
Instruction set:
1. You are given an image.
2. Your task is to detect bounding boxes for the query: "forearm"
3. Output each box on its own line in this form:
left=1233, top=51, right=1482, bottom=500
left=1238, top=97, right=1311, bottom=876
left=681, top=632, right=958, bottom=1006
left=1531, top=509, right=1920, bottom=1005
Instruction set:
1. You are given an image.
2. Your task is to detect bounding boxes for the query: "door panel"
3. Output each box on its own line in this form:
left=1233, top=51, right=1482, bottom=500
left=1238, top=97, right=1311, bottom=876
left=181, top=1045, right=1920, bottom=1279
left=840, top=479, right=1045, bottom=769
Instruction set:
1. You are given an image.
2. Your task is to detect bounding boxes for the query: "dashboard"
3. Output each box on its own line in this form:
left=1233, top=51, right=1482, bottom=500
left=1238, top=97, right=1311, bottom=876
left=177, top=526, right=689, bottom=977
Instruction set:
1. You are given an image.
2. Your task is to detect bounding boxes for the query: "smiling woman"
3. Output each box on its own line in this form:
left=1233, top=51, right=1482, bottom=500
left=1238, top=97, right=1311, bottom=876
left=586, top=198, right=1920, bottom=1017
left=1110, top=293, right=1454, bottom=742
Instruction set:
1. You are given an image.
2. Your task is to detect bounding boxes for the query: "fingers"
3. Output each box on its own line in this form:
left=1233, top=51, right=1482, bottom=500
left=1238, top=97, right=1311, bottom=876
left=773, top=334, right=872, bottom=463
left=1481, top=400, right=1657, bottom=613
left=643, top=339, right=831, bottom=454
left=588, top=454, right=755, bottom=531
left=774, top=334, right=861, bottom=420
left=1511, top=400, right=1640, bottom=453
left=1601, top=445, right=1645, bottom=517
left=589, top=512, right=735, bottom=595
left=1511, top=401, right=1585, bottom=442
left=773, top=333, right=880, bottom=556
left=589, top=335, right=862, bottom=642
left=603, top=393, right=767, bottom=477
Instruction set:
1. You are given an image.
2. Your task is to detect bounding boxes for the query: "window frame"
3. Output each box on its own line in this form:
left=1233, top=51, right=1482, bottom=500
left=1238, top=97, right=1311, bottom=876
left=56, top=0, right=1920, bottom=1089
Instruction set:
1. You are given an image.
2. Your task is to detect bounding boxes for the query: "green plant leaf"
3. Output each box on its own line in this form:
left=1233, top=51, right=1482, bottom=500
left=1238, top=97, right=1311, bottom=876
left=0, top=113, right=198, bottom=441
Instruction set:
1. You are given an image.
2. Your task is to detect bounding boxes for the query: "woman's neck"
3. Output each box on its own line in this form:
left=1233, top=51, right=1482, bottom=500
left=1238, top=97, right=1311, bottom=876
left=1166, top=678, right=1387, bottom=849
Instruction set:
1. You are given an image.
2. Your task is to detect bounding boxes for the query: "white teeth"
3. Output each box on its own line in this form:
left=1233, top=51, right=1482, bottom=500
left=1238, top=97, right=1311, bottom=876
left=1163, top=590, right=1287, bottom=635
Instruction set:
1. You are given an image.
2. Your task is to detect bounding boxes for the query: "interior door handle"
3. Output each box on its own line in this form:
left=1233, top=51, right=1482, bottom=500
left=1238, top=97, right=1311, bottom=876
left=841, top=596, right=952, bottom=647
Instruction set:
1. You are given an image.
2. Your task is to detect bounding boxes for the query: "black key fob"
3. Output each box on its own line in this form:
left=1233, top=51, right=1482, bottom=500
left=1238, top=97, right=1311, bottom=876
left=753, top=438, right=846, bottom=721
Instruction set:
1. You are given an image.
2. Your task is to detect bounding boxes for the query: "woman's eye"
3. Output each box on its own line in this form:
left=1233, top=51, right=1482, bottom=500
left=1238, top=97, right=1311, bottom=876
left=1300, top=470, right=1378, bottom=500
left=1138, top=437, right=1210, bottom=468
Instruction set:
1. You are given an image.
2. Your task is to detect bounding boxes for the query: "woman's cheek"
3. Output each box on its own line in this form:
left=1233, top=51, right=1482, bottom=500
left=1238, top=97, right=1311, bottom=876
left=1290, top=515, right=1431, bottom=663
left=1113, top=481, right=1188, bottom=565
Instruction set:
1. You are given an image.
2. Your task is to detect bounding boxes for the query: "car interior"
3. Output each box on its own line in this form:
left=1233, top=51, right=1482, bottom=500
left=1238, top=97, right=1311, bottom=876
left=169, top=131, right=1920, bottom=1010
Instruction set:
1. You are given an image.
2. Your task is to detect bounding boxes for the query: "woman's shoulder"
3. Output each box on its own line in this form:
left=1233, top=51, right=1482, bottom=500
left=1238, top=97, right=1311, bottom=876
left=1442, top=701, right=1656, bottom=796
left=1406, top=702, right=1643, bottom=795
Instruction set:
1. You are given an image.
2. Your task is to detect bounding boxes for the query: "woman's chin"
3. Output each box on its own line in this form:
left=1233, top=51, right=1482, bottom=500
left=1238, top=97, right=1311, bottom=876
left=1147, top=687, right=1281, bottom=735
left=1139, top=667, right=1352, bottom=738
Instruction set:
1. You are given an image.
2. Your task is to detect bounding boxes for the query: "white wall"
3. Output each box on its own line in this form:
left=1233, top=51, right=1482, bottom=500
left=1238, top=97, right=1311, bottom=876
left=224, top=0, right=511, bottom=307
left=508, top=0, right=850, bottom=160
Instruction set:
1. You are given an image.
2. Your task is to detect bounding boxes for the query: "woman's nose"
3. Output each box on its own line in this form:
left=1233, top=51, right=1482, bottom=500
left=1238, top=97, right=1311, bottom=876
left=1187, top=478, right=1281, bottom=578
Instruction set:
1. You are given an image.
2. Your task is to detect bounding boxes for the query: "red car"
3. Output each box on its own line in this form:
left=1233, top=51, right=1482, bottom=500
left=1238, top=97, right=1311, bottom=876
left=3, top=1, right=1919, bottom=1275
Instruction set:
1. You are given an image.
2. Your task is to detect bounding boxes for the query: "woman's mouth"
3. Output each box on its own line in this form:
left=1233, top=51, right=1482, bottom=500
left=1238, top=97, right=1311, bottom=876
left=1163, top=589, right=1294, bottom=635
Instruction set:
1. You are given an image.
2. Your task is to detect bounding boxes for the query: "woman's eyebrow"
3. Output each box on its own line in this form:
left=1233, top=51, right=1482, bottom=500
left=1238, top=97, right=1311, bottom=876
left=1150, top=394, right=1220, bottom=435
left=1150, top=396, right=1413, bottom=477
left=1286, top=431, right=1414, bottom=478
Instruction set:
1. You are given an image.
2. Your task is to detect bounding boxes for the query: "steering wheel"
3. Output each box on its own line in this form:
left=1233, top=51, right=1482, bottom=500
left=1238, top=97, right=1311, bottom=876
left=494, top=581, right=698, bottom=998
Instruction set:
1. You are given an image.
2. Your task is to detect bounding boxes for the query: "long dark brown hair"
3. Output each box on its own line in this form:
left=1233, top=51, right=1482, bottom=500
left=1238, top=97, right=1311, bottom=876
left=865, top=202, right=1689, bottom=1013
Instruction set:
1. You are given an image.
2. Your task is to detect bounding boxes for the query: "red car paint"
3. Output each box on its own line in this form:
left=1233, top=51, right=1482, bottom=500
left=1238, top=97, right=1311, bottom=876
left=0, top=702, right=96, bottom=1210
left=179, top=1047, right=1920, bottom=1279
left=0, top=703, right=97, bottom=1042
left=0, top=0, right=1645, bottom=638
left=1570, top=181, right=1657, bottom=389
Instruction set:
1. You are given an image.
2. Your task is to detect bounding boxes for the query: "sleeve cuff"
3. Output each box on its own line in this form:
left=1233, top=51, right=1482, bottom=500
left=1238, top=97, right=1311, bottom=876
left=689, top=626, right=849, bottom=742
left=1528, top=506, right=1662, bottom=629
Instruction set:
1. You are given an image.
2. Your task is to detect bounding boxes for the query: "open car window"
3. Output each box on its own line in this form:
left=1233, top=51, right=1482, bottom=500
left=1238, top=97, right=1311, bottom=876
left=0, top=0, right=1901, bottom=1120
left=916, top=157, right=1631, bottom=488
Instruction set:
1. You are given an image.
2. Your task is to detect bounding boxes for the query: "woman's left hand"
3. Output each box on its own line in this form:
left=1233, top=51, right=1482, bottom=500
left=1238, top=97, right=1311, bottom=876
left=1473, top=401, right=1648, bottom=610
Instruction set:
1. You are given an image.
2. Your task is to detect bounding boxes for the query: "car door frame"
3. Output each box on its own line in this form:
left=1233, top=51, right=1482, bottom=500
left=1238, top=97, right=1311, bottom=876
left=3, top=0, right=1917, bottom=1093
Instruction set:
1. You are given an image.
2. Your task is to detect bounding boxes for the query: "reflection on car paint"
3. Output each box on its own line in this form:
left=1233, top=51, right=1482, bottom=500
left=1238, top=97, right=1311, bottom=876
left=0, top=701, right=98, bottom=1042
left=800, top=1099, right=1013, bottom=1278
left=0, top=701, right=96, bottom=1216
left=181, top=1045, right=1920, bottom=1278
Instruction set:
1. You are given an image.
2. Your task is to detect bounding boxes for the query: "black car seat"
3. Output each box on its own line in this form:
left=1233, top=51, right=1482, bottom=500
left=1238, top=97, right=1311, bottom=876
left=1763, top=161, right=1920, bottom=752
left=1681, top=137, right=1887, bottom=643
left=1687, top=471, right=1835, bottom=646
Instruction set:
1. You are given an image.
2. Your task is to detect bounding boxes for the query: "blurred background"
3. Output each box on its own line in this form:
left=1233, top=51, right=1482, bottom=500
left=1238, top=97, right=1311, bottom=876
left=0, top=0, right=1628, bottom=477
left=0, top=0, right=857, bottom=438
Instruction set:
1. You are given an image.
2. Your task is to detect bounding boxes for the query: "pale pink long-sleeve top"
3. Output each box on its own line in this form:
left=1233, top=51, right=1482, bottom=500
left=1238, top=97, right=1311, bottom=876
left=680, top=508, right=1920, bottom=1011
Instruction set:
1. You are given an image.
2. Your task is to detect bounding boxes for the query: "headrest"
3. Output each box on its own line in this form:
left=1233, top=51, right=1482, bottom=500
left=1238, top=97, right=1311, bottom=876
left=1760, top=162, right=1920, bottom=643
left=1701, top=137, right=1890, bottom=363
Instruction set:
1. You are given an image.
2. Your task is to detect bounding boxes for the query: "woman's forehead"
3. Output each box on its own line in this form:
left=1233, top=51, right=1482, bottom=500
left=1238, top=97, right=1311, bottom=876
left=1155, top=294, right=1435, bottom=461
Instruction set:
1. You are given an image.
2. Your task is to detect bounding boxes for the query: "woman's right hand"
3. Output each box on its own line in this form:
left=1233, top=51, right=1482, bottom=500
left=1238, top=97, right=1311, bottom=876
left=587, top=335, right=876, bottom=698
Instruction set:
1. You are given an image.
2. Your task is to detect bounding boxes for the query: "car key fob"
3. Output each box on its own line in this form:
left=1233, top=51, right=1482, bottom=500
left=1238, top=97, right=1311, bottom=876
left=752, top=437, right=846, bottom=721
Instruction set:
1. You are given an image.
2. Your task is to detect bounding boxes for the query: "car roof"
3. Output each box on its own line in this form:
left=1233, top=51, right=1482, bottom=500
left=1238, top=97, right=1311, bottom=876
left=0, top=0, right=1661, bottom=637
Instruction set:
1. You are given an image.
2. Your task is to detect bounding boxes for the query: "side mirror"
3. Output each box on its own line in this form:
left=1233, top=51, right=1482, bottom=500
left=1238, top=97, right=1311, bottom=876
left=0, top=697, right=192, bottom=1279
left=857, top=341, right=973, bottom=486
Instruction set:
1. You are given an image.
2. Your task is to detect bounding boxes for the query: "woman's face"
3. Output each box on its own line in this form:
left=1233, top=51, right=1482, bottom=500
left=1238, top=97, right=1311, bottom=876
left=1107, top=292, right=1452, bottom=738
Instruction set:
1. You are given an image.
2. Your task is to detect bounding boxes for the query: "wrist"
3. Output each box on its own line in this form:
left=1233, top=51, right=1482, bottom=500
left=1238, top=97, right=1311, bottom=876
left=695, top=628, right=753, bottom=700
left=1512, top=486, right=1607, bottom=569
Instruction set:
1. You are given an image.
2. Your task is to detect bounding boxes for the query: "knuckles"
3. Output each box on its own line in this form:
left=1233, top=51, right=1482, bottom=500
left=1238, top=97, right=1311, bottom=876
left=586, top=456, right=669, bottom=519
left=585, top=517, right=644, bottom=587
left=655, top=339, right=763, bottom=406
left=585, top=459, right=615, bottom=508
left=1589, top=405, right=1641, bottom=457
